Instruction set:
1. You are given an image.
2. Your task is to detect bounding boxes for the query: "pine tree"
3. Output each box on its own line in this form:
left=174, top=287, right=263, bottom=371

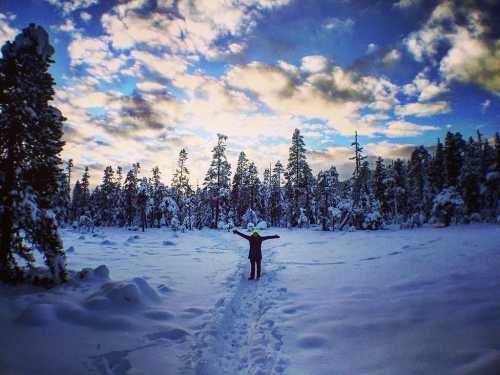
left=151, top=166, right=164, bottom=228
left=372, top=157, right=389, bottom=216
left=136, top=177, right=149, bottom=232
left=350, top=131, right=367, bottom=207
left=461, top=137, right=481, bottom=215
left=231, top=151, right=249, bottom=225
left=444, top=131, right=465, bottom=188
left=123, top=169, right=138, bottom=226
left=408, top=146, right=432, bottom=217
left=285, top=129, right=311, bottom=226
left=204, top=134, right=231, bottom=228
left=270, top=161, right=285, bottom=226
left=100, top=166, right=115, bottom=225
left=172, top=149, right=190, bottom=200
left=429, top=138, right=445, bottom=194
left=81, top=166, right=90, bottom=214
left=0, top=25, right=67, bottom=283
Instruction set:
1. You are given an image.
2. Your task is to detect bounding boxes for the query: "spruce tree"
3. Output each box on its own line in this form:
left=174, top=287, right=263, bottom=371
left=285, top=129, right=310, bottom=226
left=0, top=24, right=67, bottom=283
left=429, top=138, right=445, bottom=194
left=204, top=134, right=231, bottom=228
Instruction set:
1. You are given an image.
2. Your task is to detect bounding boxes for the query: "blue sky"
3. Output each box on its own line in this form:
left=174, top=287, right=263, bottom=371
left=0, top=0, right=499, bottom=183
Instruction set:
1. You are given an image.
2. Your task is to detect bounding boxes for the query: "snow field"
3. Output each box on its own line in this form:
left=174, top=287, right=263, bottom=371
left=0, top=224, right=499, bottom=375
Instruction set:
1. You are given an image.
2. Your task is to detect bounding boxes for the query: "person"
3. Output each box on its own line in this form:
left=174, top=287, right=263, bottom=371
left=232, top=228, right=280, bottom=280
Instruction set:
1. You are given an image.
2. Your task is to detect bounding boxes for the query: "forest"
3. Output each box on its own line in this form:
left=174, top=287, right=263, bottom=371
left=64, top=129, right=500, bottom=234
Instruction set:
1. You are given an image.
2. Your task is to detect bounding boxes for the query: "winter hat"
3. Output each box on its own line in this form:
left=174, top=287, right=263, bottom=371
left=251, top=228, right=260, bottom=236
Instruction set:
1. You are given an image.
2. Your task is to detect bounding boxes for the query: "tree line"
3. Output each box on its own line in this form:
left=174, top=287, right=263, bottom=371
left=61, top=128, right=500, bottom=233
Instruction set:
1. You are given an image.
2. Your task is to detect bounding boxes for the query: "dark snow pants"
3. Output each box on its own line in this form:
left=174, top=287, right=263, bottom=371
left=250, top=259, right=261, bottom=279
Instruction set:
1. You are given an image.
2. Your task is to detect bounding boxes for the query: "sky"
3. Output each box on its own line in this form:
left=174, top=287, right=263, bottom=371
left=0, top=0, right=499, bottom=185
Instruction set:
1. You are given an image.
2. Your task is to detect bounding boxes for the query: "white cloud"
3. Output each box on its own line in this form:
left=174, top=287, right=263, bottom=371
left=383, top=120, right=439, bottom=137
left=130, top=50, right=188, bottom=79
left=481, top=99, right=491, bottom=113
left=80, top=11, right=92, bottom=22
left=404, top=1, right=500, bottom=94
left=300, top=55, right=329, bottom=74
left=101, top=0, right=291, bottom=58
left=45, top=0, right=98, bottom=15
left=136, top=81, right=165, bottom=92
left=403, top=70, right=449, bottom=102
left=0, top=13, right=18, bottom=48
left=322, top=17, right=354, bottom=33
left=393, top=0, right=421, bottom=9
left=68, top=35, right=127, bottom=81
left=366, top=43, right=378, bottom=54
left=439, top=27, right=500, bottom=95
left=395, top=101, right=450, bottom=117
left=382, top=49, right=401, bottom=65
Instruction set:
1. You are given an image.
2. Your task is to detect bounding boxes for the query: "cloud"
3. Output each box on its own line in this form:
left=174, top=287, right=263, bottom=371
left=45, top=0, right=98, bottom=15
left=366, top=43, right=378, bottom=54
left=395, top=101, right=450, bottom=117
left=403, top=69, right=449, bottom=102
left=0, top=13, right=18, bottom=48
left=439, top=28, right=500, bottom=95
left=136, top=81, right=166, bottom=92
left=405, top=0, right=500, bottom=94
left=393, top=0, right=422, bottom=9
left=68, top=35, right=128, bottom=81
left=130, top=50, right=187, bottom=79
left=481, top=99, right=491, bottom=113
left=101, top=0, right=291, bottom=58
left=80, top=11, right=92, bottom=22
left=365, top=141, right=417, bottom=160
left=300, top=55, right=329, bottom=74
left=381, top=49, right=401, bottom=65
left=383, top=120, right=439, bottom=137
left=322, top=17, right=354, bottom=33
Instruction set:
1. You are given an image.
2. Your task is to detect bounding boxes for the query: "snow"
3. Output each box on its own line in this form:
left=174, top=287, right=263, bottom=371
left=0, top=224, right=499, bottom=374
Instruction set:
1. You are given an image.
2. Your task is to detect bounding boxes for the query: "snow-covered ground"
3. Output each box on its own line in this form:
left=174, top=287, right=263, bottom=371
left=1, top=224, right=499, bottom=375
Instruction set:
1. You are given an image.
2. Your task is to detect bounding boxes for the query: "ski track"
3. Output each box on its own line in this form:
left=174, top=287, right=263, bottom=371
left=191, top=241, right=289, bottom=375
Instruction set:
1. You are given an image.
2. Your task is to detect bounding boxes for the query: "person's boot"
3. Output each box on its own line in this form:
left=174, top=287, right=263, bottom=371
left=248, top=275, right=255, bottom=280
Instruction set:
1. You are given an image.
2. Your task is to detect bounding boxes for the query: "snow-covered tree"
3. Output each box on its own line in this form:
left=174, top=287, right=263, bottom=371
left=204, top=134, right=231, bottom=228
left=285, top=129, right=312, bottom=226
left=0, top=24, right=67, bottom=283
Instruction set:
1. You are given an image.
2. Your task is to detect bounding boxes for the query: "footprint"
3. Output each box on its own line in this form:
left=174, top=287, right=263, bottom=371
left=388, top=251, right=401, bottom=256
left=146, top=326, right=189, bottom=340
left=360, top=256, right=381, bottom=261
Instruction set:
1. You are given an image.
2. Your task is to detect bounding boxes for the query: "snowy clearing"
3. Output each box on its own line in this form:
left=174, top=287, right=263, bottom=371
left=1, top=224, right=500, bottom=375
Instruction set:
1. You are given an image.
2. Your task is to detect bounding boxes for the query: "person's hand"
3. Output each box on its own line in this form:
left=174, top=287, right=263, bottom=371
left=232, top=229, right=237, bottom=234
left=276, top=235, right=280, bottom=238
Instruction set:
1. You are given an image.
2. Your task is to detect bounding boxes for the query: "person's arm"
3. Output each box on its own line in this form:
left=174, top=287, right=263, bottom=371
left=261, top=234, right=280, bottom=241
left=233, top=229, right=250, bottom=240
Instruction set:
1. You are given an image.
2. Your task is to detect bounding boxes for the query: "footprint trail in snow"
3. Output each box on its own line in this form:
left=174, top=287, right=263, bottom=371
left=191, top=240, right=289, bottom=375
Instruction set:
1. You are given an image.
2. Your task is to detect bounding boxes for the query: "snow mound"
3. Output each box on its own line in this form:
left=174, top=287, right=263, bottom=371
left=78, top=235, right=85, bottom=240
left=247, top=222, right=255, bottom=230
left=162, top=240, right=176, bottom=246
left=77, top=265, right=110, bottom=282
left=127, top=235, right=140, bottom=242
left=100, top=239, right=116, bottom=246
left=256, top=221, right=268, bottom=230
left=16, top=303, right=57, bottom=326
left=84, top=277, right=160, bottom=309
left=66, top=246, right=75, bottom=253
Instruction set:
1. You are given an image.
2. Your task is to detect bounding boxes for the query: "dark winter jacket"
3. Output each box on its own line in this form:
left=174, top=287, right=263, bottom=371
left=233, top=230, right=279, bottom=260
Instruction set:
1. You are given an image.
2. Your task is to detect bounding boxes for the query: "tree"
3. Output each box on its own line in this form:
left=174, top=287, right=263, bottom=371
left=270, top=161, right=285, bottom=226
left=350, top=131, right=367, bottom=207
left=151, top=166, right=164, bottom=228
left=429, top=138, right=445, bottom=194
left=408, top=146, right=432, bottom=217
left=0, top=25, right=67, bottom=283
left=285, top=129, right=311, bottom=226
left=444, top=131, right=465, bottom=188
left=172, top=149, right=190, bottom=201
left=123, top=169, right=138, bottom=226
left=204, top=134, right=231, bottom=228
left=231, top=151, right=249, bottom=225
